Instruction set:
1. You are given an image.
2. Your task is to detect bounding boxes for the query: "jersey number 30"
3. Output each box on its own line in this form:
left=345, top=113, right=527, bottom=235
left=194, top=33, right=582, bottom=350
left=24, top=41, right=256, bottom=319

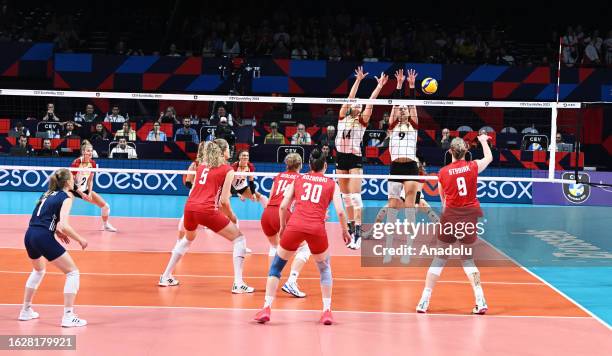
left=300, top=182, right=322, bottom=203
left=456, top=177, right=468, bottom=196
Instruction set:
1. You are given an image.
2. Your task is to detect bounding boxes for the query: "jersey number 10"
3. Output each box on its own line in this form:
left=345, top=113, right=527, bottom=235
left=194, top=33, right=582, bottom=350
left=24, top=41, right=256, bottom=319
left=300, top=182, right=322, bottom=203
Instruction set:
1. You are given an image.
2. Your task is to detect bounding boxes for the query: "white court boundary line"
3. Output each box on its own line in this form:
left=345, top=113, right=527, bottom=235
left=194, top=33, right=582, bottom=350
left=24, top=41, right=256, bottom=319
left=479, top=237, right=612, bottom=330
left=0, top=88, right=582, bottom=108
left=0, top=165, right=574, bottom=183
left=0, top=270, right=544, bottom=286
left=0, top=303, right=596, bottom=321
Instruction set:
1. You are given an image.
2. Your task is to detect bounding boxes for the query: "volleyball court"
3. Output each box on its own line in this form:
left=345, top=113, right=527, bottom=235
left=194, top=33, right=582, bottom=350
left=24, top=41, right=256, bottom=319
left=0, top=89, right=610, bottom=356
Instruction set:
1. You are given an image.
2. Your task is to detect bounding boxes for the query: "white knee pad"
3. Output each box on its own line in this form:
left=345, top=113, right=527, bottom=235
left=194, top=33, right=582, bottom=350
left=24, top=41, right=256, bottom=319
left=388, top=181, right=404, bottom=200
left=172, top=238, right=192, bottom=256
left=341, top=193, right=353, bottom=208
left=295, top=244, right=311, bottom=263
left=350, top=193, right=363, bottom=209
left=25, top=269, right=45, bottom=289
left=428, top=257, right=447, bottom=276
left=233, top=235, right=246, bottom=258
left=316, top=257, right=332, bottom=286
left=101, top=204, right=110, bottom=217
left=462, top=259, right=479, bottom=275
left=64, top=270, right=80, bottom=294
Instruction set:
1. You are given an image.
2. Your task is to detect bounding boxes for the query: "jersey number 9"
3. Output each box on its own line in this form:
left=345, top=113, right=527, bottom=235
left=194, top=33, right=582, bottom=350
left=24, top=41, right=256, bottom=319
left=456, top=177, right=468, bottom=196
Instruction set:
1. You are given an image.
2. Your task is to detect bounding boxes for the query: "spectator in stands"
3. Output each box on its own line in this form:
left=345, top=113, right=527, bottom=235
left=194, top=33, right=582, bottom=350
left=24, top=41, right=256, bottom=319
left=104, top=105, right=126, bottom=123
left=174, top=117, right=200, bottom=143
left=61, top=120, right=81, bottom=139
left=114, top=122, right=137, bottom=141
left=9, top=121, right=30, bottom=138
left=109, top=137, right=138, bottom=159
left=605, top=30, right=612, bottom=65
left=363, top=48, right=378, bottom=62
left=42, top=103, right=60, bottom=122
left=379, top=113, right=390, bottom=130
left=74, top=104, right=98, bottom=123
left=319, top=125, right=336, bottom=150
left=222, top=33, right=241, bottom=57
left=583, top=38, right=601, bottom=66
left=90, top=123, right=110, bottom=142
left=10, top=135, right=33, bottom=156
left=264, top=122, right=286, bottom=144
left=215, top=117, right=236, bottom=146
left=146, top=122, right=168, bottom=141
left=209, top=105, right=234, bottom=127
left=167, top=43, right=181, bottom=57
left=290, top=124, right=312, bottom=145
left=158, top=106, right=180, bottom=124
left=291, top=43, right=308, bottom=59
left=37, top=138, right=59, bottom=157
left=440, top=128, right=451, bottom=150
left=321, top=143, right=335, bottom=164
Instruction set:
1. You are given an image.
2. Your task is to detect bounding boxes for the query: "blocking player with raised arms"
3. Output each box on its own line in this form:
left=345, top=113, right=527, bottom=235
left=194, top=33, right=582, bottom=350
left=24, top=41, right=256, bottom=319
left=336, top=66, right=388, bottom=249
left=260, top=153, right=310, bottom=298
left=416, top=134, right=493, bottom=314
left=254, top=149, right=351, bottom=325
left=159, top=139, right=254, bottom=294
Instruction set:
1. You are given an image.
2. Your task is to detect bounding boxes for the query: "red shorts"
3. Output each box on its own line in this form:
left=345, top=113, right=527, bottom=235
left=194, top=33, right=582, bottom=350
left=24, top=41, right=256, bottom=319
left=183, top=209, right=230, bottom=233
left=280, top=228, right=328, bottom=254
left=260, top=206, right=292, bottom=237
left=437, top=209, right=481, bottom=244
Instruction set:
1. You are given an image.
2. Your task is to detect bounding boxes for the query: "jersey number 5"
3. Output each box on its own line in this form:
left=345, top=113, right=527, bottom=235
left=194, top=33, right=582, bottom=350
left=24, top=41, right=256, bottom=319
left=456, top=177, right=468, bottom=196
left=198, top=168, right=210, bottom=185
left=300, top=182, right=322, bottom=203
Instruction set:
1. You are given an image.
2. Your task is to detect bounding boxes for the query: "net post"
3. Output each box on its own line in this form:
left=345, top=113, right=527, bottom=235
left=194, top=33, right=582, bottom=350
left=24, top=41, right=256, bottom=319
left=548, top=106, right=558, bottom=180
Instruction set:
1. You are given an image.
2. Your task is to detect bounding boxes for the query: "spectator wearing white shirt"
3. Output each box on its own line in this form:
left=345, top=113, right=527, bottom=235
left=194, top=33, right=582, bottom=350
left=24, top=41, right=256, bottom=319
left=104, top=105, right=126, bottom=123
left=290, top=124, right=312, bottom=145
left=583, top=39, right=601, bottom=66
left=222, top=33, right=240, bottom=57
left=146, top=122, right=168, bottom=141
left=109, top=137, right=138, bottom=159
left=209, top=106, right=234, bottom=127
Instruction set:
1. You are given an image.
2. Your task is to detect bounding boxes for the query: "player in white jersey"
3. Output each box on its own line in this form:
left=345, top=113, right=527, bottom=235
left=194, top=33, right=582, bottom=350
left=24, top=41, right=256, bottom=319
left=336, top=66, right=388, bottom=249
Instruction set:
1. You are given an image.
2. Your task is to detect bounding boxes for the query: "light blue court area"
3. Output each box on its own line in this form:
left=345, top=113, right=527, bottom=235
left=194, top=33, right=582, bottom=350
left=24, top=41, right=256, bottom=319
left=1, top=191, right=611, bottom=327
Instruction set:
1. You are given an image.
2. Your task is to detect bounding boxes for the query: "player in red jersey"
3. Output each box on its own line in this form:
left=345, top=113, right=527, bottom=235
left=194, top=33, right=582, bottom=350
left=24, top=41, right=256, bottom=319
left=260, top=153, right=310, bottom=298
left=177, top=142, right=207, bottom=241
left=159, top=139, right=254, bottom=293
left=70, top=140, right=116, bottom=232
left=254, top=149, right=351, bottom=325
left=416, top=134, right=492, bottom=315
left=231, top=150, right=268, bottom=209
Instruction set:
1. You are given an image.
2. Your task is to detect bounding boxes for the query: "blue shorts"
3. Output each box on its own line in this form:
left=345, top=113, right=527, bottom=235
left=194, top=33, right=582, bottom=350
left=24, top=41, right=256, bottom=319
left=24, top=227, right=66, bottom=261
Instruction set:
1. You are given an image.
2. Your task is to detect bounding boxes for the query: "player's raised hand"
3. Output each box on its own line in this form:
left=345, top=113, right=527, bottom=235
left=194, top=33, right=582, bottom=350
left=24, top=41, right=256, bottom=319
left=477, top=133, right=492, bottom=143
left=395, top=69, right=405, bottom=88
left=407, top=69, right=418, bottom=88
left=354, top=66, right=368, bottom=81
left=375, top=72, right=389, bottom=87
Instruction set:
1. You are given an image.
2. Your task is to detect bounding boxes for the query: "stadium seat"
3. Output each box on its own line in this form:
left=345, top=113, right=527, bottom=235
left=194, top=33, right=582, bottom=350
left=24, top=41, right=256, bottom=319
left=0, top=119, right=10, bottom=134
left=457, top=125, right=473, bottom=132
left=501, top=126, right=518, bottom=133
left=522, top=127, right=539, bottom=134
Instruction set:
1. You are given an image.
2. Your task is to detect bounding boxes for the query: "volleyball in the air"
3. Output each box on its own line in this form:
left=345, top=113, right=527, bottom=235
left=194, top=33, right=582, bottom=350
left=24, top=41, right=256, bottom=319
left=421, top=77, right=438, bottom=95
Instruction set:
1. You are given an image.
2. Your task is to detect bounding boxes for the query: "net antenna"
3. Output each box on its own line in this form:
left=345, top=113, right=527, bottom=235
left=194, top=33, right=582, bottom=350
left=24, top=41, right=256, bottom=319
left=548, top=36, right=563, bottom=181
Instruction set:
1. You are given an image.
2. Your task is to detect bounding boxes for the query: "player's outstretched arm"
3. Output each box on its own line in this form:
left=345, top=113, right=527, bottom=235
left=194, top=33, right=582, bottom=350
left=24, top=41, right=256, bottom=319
left=475, top=134, right=493, bottom=173
left=57, top=197, right=87, bottom=249
left=340, top=66, right=368, bottom=118
left=407, top=69, right=419, bottom=125
left=332, top=183, right=351, bottom=245
left=362, top=72, right=388, bottom=123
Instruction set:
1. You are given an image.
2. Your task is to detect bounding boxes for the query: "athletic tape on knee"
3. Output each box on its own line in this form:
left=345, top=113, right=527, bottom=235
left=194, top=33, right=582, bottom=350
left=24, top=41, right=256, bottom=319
left=268, top=246, right=277, bottom=257
left=268, top=255, right=288, bottom=278
left=172, top=238, right=192, bottom=256
left=101, top=204, right=110, bottom=217
left=462, top=259, right=479, bottom=276
left=233, top=235, right=246, bottom=258
left=316, top=257, right=332, bottom=286
left=25, top=269, right=45, bottom=289
left=428, top=257, right=447, bottom=276
left=341, top=193, right=353, bottom=208
left=63, top=270, right=80, bottom=294
left=388, top=181, right=404, bottom=200
left=350, top=193, right=363, bottom=209
left=295, top=244, right=311, bottom=263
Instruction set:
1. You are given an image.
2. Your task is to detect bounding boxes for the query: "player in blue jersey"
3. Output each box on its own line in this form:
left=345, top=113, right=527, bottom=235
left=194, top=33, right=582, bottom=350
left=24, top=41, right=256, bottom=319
left=18, top=168, right=89, bottom=328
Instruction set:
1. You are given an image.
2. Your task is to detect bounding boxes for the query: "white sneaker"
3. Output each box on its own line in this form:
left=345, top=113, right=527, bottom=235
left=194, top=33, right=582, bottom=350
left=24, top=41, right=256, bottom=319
left=232, top=283, right=255, bottom=294
left=158, top=275, right=179, bottom=287
left=245, top=247, right=253, bottom=254
left=61, top=313, right=87, bottom=328
left=18, top=307, right=39, bottom=321
left=103, top=222, right=117, bottom=232
left=472, top=295, right=488, bottom=315
left=416, top=294, right=430, bottom=313
left=282, top=281, right=306, bottom=298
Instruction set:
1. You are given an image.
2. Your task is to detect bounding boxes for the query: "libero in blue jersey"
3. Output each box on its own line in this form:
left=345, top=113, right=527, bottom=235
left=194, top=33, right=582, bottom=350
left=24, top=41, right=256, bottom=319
left=20, top=168, right=89, bottom=328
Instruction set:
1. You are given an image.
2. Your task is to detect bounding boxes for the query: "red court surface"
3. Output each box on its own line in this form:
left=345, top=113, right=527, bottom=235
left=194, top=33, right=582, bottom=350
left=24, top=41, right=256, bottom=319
left=1, top=216, right=611, bottom=356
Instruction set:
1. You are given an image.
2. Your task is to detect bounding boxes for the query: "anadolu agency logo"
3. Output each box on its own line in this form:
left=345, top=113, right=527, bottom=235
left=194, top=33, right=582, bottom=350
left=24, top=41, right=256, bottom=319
left=562, top=172, right=590, bottom=204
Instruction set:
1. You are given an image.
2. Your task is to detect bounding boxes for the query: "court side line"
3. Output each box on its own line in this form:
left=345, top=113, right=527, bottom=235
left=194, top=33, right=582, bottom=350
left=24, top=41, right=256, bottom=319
left=0, top=303, right=596, bottom=321
left=0, top=270, right=543, bottom=286
left=479, top=238, right=612, bottom=330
